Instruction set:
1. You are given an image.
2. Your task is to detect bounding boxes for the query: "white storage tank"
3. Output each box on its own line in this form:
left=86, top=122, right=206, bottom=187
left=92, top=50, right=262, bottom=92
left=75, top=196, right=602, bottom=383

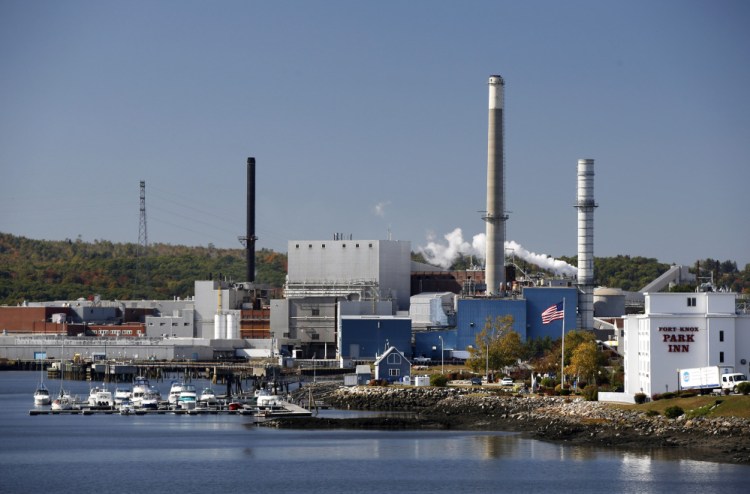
left=594, top=287, right=626, bottom=317
left=214, top=313, right=225, bottom=339
left=226, top=313, right=237, bottom=339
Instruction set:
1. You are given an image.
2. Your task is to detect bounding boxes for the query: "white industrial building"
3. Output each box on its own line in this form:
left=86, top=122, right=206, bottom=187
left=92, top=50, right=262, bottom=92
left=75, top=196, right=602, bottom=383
left=409, top=292, right=456, bottom=329
left=271, top=239, right=412, bottom=359
left=285, top=239, right=411, bottom=309
left=622, top=292, right=750, bottom=398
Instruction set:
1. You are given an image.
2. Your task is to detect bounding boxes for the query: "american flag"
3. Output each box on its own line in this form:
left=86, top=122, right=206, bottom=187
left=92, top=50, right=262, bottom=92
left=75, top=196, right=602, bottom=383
left=541, top=301, right=564, bottom=324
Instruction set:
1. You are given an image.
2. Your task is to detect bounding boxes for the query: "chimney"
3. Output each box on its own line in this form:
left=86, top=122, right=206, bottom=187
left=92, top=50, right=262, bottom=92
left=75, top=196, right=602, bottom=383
left=484, top=75, right=508, bottom=296
left=246, top=157, right=257, bottom=283
left=575, top=158, right=597, bottom=330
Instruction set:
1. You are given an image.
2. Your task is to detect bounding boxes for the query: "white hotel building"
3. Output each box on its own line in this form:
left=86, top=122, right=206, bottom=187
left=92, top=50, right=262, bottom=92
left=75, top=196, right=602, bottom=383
left=622, top=292, right=750, bottom=397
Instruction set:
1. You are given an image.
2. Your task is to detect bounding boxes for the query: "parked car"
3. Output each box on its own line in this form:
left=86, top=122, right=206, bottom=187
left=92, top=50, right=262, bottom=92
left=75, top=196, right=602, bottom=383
left=470, top=377, right=482, bottom=386
left=501, top=377, right=514, bottom=386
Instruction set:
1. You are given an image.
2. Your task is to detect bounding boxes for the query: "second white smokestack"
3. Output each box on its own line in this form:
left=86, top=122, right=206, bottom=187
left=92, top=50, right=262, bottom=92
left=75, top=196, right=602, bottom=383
left=576, top=158, right=597, bottom=330
left=484, top=75, right=507, bottom=296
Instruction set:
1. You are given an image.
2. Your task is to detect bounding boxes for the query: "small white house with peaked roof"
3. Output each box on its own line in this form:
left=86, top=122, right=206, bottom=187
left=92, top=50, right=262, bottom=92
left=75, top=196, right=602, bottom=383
left=374, top=346, right=411, bottom=383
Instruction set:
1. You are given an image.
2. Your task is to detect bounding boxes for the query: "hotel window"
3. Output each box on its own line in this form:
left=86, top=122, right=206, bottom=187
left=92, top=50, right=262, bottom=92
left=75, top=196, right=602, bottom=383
left=311, top=308, right=320, bottom=316
left=720, top=351, right=725, bottom=363
left=719, top=330, right=724, bottom=342
left=687, top=297, right=696, bottom=307
left=389, top=368, right=400, bottom=377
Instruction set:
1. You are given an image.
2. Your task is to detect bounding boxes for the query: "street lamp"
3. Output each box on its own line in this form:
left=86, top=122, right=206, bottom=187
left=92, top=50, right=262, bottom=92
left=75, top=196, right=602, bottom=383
left=438, top=336, right=444, bottom=374
left=486, top=342, right=489, bottom=382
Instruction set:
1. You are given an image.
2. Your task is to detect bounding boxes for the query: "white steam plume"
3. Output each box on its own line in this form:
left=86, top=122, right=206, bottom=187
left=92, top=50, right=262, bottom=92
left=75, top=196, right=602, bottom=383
left=418, top=229, right=578, bottom=277
left=505, top=240, right=578, bottom=277
left=419, top=228, right=485, bottom=269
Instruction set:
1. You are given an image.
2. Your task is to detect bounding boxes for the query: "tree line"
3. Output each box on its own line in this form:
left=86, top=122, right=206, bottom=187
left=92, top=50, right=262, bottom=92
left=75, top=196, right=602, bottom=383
left=0, top=233, right=286, bottom=305
left=2, top=233, right=748, bottom=306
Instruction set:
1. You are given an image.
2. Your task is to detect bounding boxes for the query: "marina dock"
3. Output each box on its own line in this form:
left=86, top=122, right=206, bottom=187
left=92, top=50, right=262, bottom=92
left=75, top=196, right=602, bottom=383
left=30, top=401, right=313, bottom=418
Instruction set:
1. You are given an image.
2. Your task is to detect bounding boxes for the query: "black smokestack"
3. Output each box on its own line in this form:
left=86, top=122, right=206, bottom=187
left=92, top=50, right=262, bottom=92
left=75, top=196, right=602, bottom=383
left=247, top=157, right=256, bottom=283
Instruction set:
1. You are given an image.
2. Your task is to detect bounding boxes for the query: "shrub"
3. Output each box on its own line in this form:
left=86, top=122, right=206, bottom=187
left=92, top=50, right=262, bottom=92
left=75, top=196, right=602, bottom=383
left=634, top=392, right=648, bottom=404
left=430, top=374, right=448, bottom=387
left=685, top=404, right=712, bottom=419
left=645, top=409, right=660, bottom=417
left=554, top=384, right=571, bottom=396
left=582, top=385, right=598, bottom=402
left=737, top=382, right=750, bottom=395
left=653, top=392, right=676, bottom=401
left=664, top=406, right=684, bottom=419
left=678, top=390, right=697, bottom=398
left=540, top=377, right=555, bottom=388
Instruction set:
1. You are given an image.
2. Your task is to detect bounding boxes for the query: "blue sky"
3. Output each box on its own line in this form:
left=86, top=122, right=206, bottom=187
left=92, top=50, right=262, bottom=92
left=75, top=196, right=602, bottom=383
left=1, top=0, right=748, bottom=269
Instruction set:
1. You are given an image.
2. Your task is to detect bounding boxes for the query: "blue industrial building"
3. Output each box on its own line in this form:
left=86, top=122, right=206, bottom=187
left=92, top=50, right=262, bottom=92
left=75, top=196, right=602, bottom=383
left=338, top=316, right=412, bottom=360
left=413, top=287, right=578, bottom=358
left=455, top=298, right=528, bottom=347
left=523, top=287, right=578, bottom=340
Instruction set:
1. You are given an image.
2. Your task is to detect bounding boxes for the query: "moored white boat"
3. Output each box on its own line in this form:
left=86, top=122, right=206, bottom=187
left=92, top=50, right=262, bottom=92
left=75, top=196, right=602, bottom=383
left=130, top=376, right=150, bottom=407
left=168, top=382, right=184, bottom=406
left=178, top=383, right=197, bottom=410
left=34, top=383, right=51, bottom=406
left=198, top=387, right=218, bottom=405
left=140, top=387, right=162, bottom=410
left=255, top=388, right=284, bottom=409
left=114, top=386, right=132, bottom=405
left=33, top=350, right=51, bottom=406
left=88, top=385, right=114, bottom=408
left=119, top=400, right=136, bottom=415
left=51, top=388, right=76, bottom=410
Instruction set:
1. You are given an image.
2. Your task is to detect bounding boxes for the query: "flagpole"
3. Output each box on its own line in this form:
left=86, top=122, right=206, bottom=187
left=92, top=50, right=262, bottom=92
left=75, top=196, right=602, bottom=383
left=560, top=299, right=565, bottom=386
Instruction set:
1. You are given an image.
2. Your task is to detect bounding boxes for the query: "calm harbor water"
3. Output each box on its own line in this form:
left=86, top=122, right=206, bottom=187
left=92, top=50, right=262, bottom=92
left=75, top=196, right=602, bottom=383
left=1, top=371, right=747, bottom=494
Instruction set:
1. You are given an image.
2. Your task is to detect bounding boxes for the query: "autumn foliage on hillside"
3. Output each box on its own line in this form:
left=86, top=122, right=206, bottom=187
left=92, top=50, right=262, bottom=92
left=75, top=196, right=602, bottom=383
left=0, top=233, right=287, bottom=305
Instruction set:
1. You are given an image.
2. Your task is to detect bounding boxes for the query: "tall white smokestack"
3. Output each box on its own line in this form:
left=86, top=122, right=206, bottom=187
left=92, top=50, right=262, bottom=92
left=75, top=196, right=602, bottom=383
left=484, top=75, right=508, bottom=296
left=576, top=158, right=597, bottom=330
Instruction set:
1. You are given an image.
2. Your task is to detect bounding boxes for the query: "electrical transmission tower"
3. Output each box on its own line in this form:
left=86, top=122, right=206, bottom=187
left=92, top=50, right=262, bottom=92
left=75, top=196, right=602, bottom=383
left=136, top=180, right=150, bottom=298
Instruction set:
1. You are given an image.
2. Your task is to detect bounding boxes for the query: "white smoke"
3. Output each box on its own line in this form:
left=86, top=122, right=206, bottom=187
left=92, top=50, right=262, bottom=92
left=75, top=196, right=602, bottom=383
left=505, top=240, right=578, bottom=277
left=418, top=229, right=578, bottom=277
left=419, top=228, right=485, bottom=269
left=373, top=200, right=391, bottom=218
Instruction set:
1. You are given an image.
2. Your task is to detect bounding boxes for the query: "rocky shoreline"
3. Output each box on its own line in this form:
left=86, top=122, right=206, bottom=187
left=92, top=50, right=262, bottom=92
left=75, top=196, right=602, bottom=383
left=271, top=384, right=750, bottom=465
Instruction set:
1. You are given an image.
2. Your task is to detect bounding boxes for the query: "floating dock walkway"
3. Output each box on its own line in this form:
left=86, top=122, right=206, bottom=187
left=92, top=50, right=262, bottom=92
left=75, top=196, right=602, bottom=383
left=29, top=402, right=313, bottom=418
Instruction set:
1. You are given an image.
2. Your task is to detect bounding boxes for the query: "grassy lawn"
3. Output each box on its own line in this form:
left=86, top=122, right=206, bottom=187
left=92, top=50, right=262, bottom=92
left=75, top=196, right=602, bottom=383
left=613, top=394, right=750, bottom=419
